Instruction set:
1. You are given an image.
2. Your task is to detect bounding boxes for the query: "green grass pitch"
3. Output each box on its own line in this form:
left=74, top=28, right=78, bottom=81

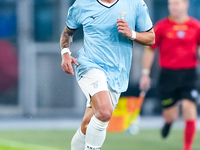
left=0, top=129, right=199, bottom=150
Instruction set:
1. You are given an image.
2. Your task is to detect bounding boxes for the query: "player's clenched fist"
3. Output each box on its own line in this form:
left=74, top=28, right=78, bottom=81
left=61, top=53, right=79, bottom=75
left=117, top=19, right=132, bottom=39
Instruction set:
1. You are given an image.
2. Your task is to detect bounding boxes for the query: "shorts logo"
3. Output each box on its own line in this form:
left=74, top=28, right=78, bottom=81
left=191, top=89, right=198, bottom=99
left=91, top=81, right=99, bottom=89
left=162, top=98, right=174, bottom=106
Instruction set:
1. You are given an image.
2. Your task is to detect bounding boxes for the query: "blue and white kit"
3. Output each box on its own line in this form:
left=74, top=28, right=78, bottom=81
left=66, top=0, right=153, bottom=93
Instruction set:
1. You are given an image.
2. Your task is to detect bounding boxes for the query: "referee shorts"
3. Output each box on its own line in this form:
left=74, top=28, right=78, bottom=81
left=158, top=68, right=198, bottom=109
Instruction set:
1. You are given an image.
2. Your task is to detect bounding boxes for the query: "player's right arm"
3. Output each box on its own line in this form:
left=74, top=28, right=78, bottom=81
left=139, top=46, right=155, bottom=90
left=60, top=26, right=78, bottom=75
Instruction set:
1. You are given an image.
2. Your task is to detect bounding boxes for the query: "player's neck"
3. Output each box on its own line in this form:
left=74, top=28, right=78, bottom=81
left=100, top=0, right=117, bottom=4
left=172, top=14, right=189, bottom=24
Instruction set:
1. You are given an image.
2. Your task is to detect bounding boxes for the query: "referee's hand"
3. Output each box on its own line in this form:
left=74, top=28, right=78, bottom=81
left=140, top=74, right=151, bottom=91
left=61, top=53, right=79, bottom=75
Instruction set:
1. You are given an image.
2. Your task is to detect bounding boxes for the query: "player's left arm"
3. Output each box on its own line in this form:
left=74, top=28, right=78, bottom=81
left=134, top=28, right=155, bottom=46
left=117, top=19, right=155, bottom=46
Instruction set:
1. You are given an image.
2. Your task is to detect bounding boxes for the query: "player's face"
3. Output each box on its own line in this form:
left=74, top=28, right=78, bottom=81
left=168, top=0, right=188, bottom=18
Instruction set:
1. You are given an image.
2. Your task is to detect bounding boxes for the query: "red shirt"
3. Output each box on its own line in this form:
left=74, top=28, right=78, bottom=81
left=150, top=17, right=200, bottom=69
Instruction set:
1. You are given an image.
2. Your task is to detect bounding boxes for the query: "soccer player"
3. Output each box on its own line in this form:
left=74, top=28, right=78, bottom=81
left=60, top=0, right=155, bottom=149
left=140, top=0, right=200, bottom=150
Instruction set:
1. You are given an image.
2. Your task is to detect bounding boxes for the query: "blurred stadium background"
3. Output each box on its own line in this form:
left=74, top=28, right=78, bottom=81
left=0, top=0, right=200, bottom=149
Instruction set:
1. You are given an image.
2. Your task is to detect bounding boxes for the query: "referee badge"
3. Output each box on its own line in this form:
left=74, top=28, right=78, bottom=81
left=177, top=30, right=185, bottom=38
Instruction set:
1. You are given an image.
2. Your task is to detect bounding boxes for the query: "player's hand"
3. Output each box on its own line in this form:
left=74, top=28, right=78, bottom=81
left=139, top=74, right=151, bottom=91
left=117, top=19, right=132, bottom=38
left=61, top=53, right=79, bottom=75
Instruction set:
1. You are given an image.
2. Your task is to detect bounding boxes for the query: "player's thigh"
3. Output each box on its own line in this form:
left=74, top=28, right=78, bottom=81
left=179, top=69, right=198, bottom=120
left=182, top=99, right=197, bottom=120
left=78, top=69, right=116, bottom=121
left=78, top=69, right=109, bottom=108
left=180, top=89, right=197, bottom=120
left=163, top=104, right=179, bottom=122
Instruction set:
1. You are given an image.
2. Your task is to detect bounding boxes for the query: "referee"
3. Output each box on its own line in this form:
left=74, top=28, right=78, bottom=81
left=140, top=0, right=200, bottom=150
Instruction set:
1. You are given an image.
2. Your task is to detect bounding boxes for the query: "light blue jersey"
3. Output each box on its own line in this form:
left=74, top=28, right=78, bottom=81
left=66, top=0, right=153, bottom=93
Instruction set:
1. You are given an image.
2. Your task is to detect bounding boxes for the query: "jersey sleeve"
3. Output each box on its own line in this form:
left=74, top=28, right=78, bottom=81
left=66, top=2, right=82, bottom=29
left=135, top=0, right=153, bottom=32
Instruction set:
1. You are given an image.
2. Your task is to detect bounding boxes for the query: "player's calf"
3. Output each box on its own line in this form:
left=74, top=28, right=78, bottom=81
left=71, top=128, right=85, bottom=150
left=85, top=115, right=108, bottom=150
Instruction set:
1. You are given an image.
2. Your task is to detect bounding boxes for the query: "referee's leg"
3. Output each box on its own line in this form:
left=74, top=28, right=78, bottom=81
left=163, top=105, right=179, bottom=123
left=161, top=104, right=179, bottom=138
left=182, top=99, right=197, bottom=150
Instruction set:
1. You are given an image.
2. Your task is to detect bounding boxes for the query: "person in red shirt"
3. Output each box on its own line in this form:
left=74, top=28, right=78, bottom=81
left=140, top=0, right=200, bottom=150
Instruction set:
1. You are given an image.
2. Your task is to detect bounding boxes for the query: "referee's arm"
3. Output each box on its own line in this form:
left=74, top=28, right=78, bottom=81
left=198, top=46, right=200, bottom=57
left=139, top=47, right=155, bottom=90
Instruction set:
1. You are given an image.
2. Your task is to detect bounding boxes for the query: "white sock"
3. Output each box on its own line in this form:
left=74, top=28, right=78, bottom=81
left=71, top=127, right=85, bottom=150
left=85, top=116, right=108, bottom=150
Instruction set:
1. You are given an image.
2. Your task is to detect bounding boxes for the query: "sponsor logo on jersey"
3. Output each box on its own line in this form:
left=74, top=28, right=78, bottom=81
left=90, top=15, right=99, bottom=20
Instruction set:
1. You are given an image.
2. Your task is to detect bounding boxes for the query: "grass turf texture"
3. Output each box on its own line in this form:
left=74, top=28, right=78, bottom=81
left=0, top=129, right=199, bottom=150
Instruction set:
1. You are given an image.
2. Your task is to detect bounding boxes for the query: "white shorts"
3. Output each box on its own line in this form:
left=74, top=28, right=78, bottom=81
left=78, top=69, right=121, bottom=108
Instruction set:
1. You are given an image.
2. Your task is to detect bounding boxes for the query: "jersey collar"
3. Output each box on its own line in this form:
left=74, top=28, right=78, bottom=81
left=97, top=0, right=119, bottom=8
left=168, top=16, right=190, bottom=24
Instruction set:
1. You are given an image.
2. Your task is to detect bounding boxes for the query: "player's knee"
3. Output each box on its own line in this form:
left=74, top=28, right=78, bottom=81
left=171, top=114, right=178, bottom=121
left=164, top=112, right=177, bottom=123
left=168, top=114, right=177, bottom=122
left=95, top=108, right=113, bottom=122
left=182, top=100, right=196, bottom=111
